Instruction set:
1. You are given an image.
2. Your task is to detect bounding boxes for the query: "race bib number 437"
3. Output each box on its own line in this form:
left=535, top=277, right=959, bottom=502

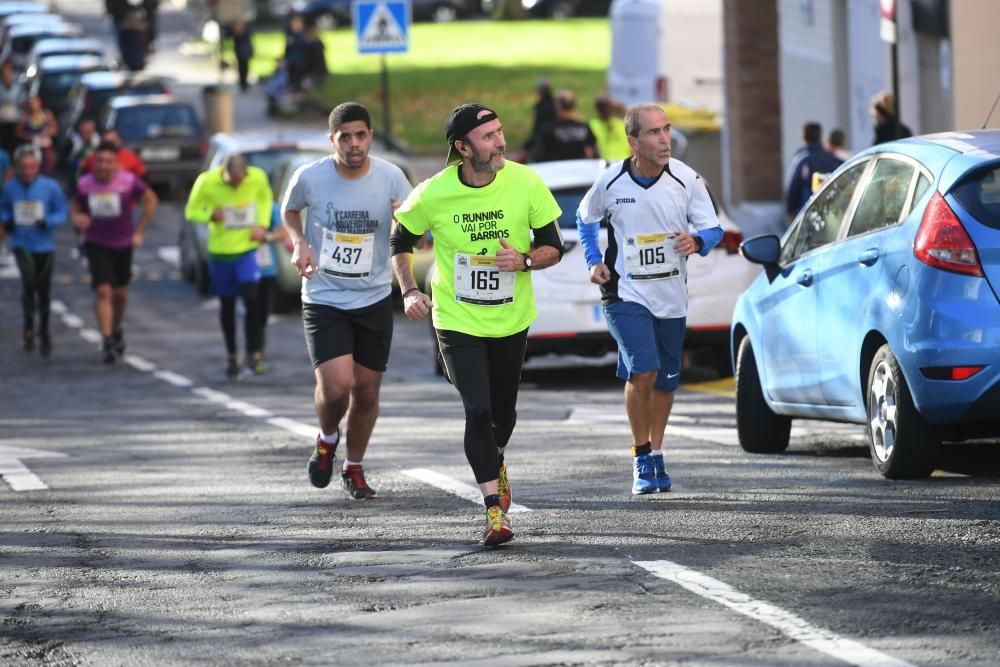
left=453, top=253, right=515, bottom=306
left=319, top=230, right=374, bottom=279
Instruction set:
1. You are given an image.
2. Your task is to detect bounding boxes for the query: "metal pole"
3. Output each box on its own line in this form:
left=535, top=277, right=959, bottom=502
left=381, top=54, right=391, bottom=143
left=890, top=11, right=900, bottom=123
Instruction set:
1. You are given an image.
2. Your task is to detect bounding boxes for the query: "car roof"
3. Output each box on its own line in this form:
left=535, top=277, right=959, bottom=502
left=107, top=94, right=182, bottom=109
left=525, top=159, right=608, bottom=190
left=0, top=1, right=49, bottom=12
left=3, top=12, right=62, bottom=26
left=77, top=71, right=169, bottom=90
left=36, top=54, right=106, bottom=71
left=8, top=22, right=78, bottom=37
left=31, top=37, right=104, bottom=54
left=210, top=129, right=331, bottom=152
left=910, top=130, right=1000, bottom=156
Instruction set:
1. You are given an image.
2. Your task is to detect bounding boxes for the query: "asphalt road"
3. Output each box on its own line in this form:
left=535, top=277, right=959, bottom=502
left=2, top=5, right=1000, bottom=666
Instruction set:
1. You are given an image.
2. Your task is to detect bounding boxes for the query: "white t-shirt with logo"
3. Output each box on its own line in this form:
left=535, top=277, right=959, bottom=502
left=578, top=158, right=720, bottom=318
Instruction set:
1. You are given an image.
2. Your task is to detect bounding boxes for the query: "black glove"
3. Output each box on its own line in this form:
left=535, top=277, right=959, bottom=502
left=2, top=220, right=14, bottom=234
left=35, top=220, right=47, bottom=231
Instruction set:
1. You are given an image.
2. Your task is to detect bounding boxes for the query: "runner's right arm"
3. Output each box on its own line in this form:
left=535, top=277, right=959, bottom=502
left=184, top=172, right=215, bottom=224
left=280, top=166, right=316, bottom=279
left=389, top=222, right=431, bottom=320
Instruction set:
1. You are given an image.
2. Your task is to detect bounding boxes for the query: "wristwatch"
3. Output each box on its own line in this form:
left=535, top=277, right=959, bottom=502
left=521, top=253, right=533, bottom=271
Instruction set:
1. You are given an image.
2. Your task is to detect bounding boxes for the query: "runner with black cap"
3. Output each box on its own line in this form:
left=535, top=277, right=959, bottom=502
left=390, top=103, right=564, bottom=546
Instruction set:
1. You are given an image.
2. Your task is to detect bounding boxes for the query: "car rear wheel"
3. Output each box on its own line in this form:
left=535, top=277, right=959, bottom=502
left=866, top=345, right=938, bottom=479
left=735, top=337, right=791, bottom=453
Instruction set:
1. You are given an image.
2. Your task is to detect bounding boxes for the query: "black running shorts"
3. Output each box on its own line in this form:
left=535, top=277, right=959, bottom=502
left=302, top=296, right=393, bottom=372
left=85, top=242, right=133, bottom=289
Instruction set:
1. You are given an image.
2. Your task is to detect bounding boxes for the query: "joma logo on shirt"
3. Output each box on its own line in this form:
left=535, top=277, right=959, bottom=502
left=616, top=197, right=636, bottom=204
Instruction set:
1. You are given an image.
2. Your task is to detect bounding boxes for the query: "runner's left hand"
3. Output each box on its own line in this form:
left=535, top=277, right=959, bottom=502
left=496, top=238, right=522, bottom=272
left=132, top=231, right=145, bottom=248
left=673, top=233, right=699, bottom=257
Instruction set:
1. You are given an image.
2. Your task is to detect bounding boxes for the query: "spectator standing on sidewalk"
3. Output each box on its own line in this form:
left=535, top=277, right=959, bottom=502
left=531, top=89, right=597, bottom=162
left=785, top=122, right=843, bottom=220
left=229, top=19, right=255, bottom=93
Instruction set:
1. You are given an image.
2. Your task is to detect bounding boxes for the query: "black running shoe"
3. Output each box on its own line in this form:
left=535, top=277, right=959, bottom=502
left=342, top=464, right=376, bottom=500
left=226, top=355, right=241, bottom=382
left=111, top=326, right=125, bottom=356
left=39, top=333, right=51, bottom=358
left=102, top=338, right=116, bottom=364
left=307, top=434, right=337, bottom=488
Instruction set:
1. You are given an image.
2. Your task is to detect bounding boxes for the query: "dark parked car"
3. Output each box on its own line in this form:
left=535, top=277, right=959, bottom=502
left=63, top=71, right=170, bottom=144
left=519, top=0, right=610, bottom=18
left=295, top=0, right=476, bottom=28
left=29, top=55, right=111, bottom=118
left=99, top=95, right=206, bottom=189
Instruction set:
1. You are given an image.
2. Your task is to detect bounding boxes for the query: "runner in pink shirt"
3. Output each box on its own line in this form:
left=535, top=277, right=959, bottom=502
left=70, top=142, right=158, bottom=364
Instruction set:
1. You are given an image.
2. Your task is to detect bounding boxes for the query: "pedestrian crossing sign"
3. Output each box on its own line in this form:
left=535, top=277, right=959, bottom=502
left=354, top=0, right=410, bottom=54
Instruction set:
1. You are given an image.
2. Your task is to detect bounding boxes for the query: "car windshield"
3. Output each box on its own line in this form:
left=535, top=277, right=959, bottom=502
left=39, top=71, right=86, bottom=106
left=86, top=85, right=166, bottom=117
left=13, top=33, right=50, bottom=54
left=241, top=149, right=327, bottom=176
left=551, top=186, right=590, bottom=229
left=114, top=105, right=199, bottom=141
left=952, top=163, right=1000, bottom=231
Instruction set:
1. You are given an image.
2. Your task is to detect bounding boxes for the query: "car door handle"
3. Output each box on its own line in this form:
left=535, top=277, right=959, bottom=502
left=859, top=248, right=880, bottom=266
left=797, top=270, right=813, bottom=287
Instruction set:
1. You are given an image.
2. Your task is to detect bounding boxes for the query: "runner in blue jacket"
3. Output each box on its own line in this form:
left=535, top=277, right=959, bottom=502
left=0, top=145, right=68, bottom=356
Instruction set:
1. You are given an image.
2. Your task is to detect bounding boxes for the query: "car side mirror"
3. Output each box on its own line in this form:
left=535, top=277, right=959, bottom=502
left=740, top=234, right=781, bottom=281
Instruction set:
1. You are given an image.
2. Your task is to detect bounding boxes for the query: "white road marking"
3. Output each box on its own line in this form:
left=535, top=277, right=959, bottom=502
left=50, top=299, right=67, bottom=314
left=79, top=328, right=103, bottom=344
left=153, top=370, right=194, bottom=388
left=192, top=387, right=233, bottom=403
left=62, top=314, right=84, bottom=329
left=124, top=355, right=157, bottom=372
left=402, top=468, right=532, bottom=513
left=267, top=417, right=316, bottom=438
left=635, top=560, right=916, bottom=667
left=0, top=446, right=68, bottom=492
left=225, top=400, right=273, bottom=418
left=156, top=246, right=181, bottom=268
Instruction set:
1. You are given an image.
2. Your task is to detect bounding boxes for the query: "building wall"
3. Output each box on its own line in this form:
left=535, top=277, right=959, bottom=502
left=951, top=0, right=1000, bottom=129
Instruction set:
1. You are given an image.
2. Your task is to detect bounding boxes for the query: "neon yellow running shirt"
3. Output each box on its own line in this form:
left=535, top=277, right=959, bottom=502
left=395, top=161, right=561, bottom=338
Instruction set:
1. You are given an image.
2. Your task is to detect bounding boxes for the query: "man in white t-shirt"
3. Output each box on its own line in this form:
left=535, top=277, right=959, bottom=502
left=577, top=103, right=723, bottom=495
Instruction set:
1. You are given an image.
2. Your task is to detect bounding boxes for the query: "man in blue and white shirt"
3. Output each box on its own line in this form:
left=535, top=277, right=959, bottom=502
left=577, top=103, right=723, bottom=495
left=0, top=145, right=68, bottom=356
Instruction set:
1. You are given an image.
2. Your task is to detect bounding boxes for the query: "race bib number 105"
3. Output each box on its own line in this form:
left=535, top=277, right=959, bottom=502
left=624, top=233, right=680, bottom=281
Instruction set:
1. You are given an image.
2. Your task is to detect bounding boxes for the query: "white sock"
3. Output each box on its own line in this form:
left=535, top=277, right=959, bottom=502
left=320, top=430, right=339, bottom=445
left=343, top=459, right=361, bottom=471
left=651, top=449, right=664, bottom=457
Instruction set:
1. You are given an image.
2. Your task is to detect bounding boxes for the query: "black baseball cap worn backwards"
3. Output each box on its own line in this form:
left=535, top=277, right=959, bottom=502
left=445, top=103, right=498, bottom=164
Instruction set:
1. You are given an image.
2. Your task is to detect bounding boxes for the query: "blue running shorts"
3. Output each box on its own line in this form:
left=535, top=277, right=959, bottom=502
left=603, top=299, right=686, bottom=392
left=209, top=251, right=260, bottom=298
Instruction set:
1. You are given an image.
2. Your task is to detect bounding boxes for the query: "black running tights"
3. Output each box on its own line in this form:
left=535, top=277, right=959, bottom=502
left=257, top=275, right=276, bottom=353
left=14, top=248, right=53, bottom=334
left=435, top=328, right=528, bottom=484
left=219, top=282, right=261, bottom=356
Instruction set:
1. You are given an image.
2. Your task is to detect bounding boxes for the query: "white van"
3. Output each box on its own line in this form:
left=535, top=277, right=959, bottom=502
left=607, top=0, right=723, bottom=110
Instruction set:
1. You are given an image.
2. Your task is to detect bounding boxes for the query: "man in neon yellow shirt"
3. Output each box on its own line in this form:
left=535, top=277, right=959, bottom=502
left=589, top=95, right=631, bottom=161
left=185, top=155, right=273, bottom=380
left=391, top=103, right=564, bottom=547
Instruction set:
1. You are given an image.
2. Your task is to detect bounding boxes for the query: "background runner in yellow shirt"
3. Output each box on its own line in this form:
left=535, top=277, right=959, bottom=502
left=185, top=155, right=273, bottom=380
left=391, top=103, right=564, bottom=547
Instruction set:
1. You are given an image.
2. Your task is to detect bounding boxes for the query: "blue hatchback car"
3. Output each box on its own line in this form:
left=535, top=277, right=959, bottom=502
left=732, top=130, right=1000, bottom=479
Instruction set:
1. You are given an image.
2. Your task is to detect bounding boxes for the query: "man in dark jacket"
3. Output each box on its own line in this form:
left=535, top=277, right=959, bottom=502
left=785, top=122, right=843, bottom=220
left=531, top=89, right=597, bottom=162
left=871, top=91, right=912, bottom=145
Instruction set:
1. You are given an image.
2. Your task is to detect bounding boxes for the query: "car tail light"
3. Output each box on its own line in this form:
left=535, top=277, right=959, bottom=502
left=921, top=366, right=985, bottom=381
left=199, top=141, right=207, bottom=156
left=719, top=230, right=743, bottom=254
left=656, top=76, right=668, bottom=102
left=913, top=193, right=983, bottom=276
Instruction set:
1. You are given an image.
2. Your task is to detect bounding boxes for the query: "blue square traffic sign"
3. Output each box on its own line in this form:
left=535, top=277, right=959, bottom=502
left=354, top=0, right=411, bottom=54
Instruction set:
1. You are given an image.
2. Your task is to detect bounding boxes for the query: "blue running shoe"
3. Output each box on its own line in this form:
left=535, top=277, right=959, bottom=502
left=632, top=453, right=658, bottom=495
left=652, top=453, right=672, bottom=492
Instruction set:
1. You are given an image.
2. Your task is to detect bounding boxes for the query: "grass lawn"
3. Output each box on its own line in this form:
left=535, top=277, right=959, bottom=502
left=243, top=19, right=611, bottom=154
